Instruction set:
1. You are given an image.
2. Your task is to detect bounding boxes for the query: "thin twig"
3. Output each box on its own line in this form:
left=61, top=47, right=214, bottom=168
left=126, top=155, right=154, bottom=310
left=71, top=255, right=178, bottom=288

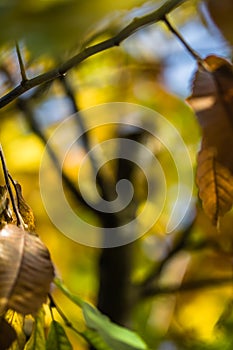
left=163, top=15, right=203, bottom=63
left=15, top=42, right=27, bottom=82
left=0, top=0, right=187, bottom=108
left=0, top=144, right=24, bottom=227
left=48, top=294, right=73, bottom=329
left=48, top=294, right=90, bottom=341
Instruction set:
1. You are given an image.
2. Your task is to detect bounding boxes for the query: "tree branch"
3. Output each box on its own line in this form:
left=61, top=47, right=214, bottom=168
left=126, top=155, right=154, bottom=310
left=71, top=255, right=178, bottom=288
left=59, top=76, right=115, bottom=203
left=0, top=0, right=186, bottom=109
left=140, top=277, right=233, bottom=298
left=138, top=221, right=194, bottom=292
left=16, top=97, right=97, bottom=215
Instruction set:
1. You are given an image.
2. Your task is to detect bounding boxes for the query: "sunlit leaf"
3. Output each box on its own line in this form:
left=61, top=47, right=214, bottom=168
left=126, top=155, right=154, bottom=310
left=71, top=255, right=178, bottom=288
left=46, top=320, right=72, bottom=350
left=0, top=224, right=54, bottom=315
left=24, top=308, right=46, bottom=350
left=5, top=310, right=26, bottom=349
left=187, top=55, right=233, bottom=224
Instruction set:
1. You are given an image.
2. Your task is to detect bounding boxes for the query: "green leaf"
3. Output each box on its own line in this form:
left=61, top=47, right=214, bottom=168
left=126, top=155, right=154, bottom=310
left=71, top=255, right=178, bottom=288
left=46, top=321, right=73, bottom=350
left=24, top=308, right=46, bottom=350
left=82, top=329, right=112, bottom=350
left=82, top=303, right=147, bottom=350
left=55, top=279, right=148, bottom=350
left=54, top=278, right=84, bottom=307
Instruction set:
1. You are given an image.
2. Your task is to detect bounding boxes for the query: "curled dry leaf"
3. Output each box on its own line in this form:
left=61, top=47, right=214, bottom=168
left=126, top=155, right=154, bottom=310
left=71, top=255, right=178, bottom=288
left=0, top=224, right=54, bottom=315
left=187, top=55, right=233, bottom=224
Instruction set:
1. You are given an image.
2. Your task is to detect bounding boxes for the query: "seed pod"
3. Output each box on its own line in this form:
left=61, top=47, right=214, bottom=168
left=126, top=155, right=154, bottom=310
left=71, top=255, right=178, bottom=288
left=0, top=224, right=54, bottom=315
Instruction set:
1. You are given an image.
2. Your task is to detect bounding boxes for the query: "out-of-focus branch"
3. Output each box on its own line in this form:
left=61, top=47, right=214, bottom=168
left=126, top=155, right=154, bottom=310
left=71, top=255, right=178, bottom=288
left=16, top=97, right=96, bottom=214
left=138, top=221, right=194, bottom=294
left=0, top=0, right=187, bottom=108
left=58, top=77, right=136, bottom=331
left=140, top=277, right=233, bottom=298
left=59, top=76, right=115, bottom=203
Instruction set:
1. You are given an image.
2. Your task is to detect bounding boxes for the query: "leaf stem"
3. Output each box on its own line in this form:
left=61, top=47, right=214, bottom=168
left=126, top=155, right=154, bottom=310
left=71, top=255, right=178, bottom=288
left=0, top=144, right=24, bottom=227
left=48, top=294, right=84, bottom=340
left=48, top=294, right=74, bottom=329
left=163, top=15, right=203, bottom=63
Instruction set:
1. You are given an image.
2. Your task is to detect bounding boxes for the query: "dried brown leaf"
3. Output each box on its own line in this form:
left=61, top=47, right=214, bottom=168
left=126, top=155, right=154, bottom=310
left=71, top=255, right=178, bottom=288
left=187, top=55, right=233, bottom=224
left=197, top=148, right=233, bottom=224
left=0, top=224, right=54, bottom=315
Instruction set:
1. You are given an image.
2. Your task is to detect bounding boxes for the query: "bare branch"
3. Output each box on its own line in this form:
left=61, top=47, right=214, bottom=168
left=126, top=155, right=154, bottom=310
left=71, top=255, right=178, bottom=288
left=140, top=277, right=233, bottom=298
left=0, top=0, right=187, bottom=109
left=138, top=221, right=194, bottom=291
left=16, top=97, right=97, bottom=215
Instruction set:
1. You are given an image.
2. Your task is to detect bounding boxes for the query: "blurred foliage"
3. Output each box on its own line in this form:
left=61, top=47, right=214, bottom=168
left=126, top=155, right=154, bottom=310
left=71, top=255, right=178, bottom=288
left=0, top=0, right=165, bottom=55
left=1, top=0, right=233, bottom=349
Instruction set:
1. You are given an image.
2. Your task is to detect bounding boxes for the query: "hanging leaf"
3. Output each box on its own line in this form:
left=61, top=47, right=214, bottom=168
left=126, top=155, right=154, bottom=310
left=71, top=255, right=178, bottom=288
left=0, top=224, right=54, bottom=315
left=196, top=148, right=233, bottom=224
left=55, top=279, right=148, bottom=350
left=24, top=308, right=46, bottom=350
left=0, top=318, right=17, bottom=350
left=82, top=302, right=147, bottom=350
left=46, top=320, right=73, bottom=350
left=187, top=55, right=233, bottom=224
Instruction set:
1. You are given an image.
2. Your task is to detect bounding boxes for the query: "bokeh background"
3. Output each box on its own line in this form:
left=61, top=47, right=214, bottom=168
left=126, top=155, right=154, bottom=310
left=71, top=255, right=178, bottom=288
left=1, top=0, right=233, bottom=349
